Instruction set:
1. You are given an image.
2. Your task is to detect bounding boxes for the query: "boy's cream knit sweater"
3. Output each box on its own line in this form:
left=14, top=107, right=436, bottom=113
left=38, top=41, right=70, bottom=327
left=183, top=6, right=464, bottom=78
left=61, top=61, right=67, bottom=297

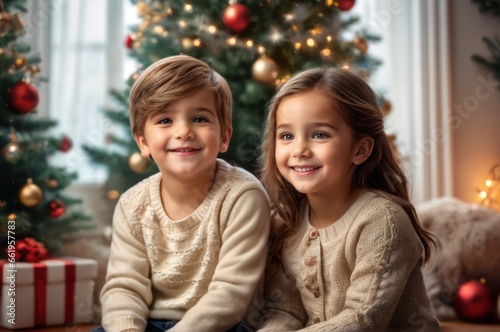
left=100, top=159, right=270, bottom=332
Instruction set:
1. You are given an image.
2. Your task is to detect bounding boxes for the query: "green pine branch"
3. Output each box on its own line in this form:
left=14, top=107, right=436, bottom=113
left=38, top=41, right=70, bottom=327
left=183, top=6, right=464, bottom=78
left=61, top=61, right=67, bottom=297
left=472, top=35, right=500, bottom=82
left=471, top=0, right=500, bottom=14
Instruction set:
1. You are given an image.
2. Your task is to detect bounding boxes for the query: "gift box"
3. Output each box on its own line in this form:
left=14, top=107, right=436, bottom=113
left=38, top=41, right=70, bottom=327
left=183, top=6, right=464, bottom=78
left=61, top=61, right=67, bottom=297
left=1, top=256, right=98, bottom=329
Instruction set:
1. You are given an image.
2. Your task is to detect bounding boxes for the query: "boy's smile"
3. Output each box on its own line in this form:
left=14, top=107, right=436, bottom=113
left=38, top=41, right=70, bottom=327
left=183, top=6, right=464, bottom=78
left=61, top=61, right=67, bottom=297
left=169, top=147, right=201, bottom=155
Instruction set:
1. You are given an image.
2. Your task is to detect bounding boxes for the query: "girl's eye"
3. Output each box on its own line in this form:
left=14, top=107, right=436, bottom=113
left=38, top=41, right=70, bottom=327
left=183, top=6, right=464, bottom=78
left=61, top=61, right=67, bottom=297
left=193, top=116, right=208, bottom=123
left=313, top=132, right=328, bottom=139
left=279, top=133, right=293, bottom=140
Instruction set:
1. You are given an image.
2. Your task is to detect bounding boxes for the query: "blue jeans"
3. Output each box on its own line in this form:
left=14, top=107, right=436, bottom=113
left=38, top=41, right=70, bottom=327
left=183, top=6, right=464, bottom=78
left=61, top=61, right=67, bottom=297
left=92, top=318, right=249, bottom=332
left=92, top=319, right=177, bottom=332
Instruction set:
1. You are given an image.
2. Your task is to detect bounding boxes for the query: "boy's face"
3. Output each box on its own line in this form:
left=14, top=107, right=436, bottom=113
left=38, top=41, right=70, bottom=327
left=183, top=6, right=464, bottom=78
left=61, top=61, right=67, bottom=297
left=134, top=88, right=231, bottom=180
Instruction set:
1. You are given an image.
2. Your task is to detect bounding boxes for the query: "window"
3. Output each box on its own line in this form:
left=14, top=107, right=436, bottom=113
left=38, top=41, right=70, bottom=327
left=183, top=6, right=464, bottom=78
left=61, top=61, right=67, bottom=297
left=350, top=0, right=453, bottom=204
left=27, top=0, right=139, bottom=183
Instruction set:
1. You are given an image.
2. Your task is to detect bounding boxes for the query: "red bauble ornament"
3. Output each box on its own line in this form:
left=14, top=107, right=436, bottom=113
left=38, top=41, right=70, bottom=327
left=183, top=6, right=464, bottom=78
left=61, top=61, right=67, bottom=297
left=124, top=34, right=134, bottom=49
left=454, top=280, right=495, bottom=322
left=223, top=4, right=251, bottom=33
left=336, top=0, right=356, bottom=11
left=48, top=199, right=65, bottom=218
left=60, top=135, right=73, bottom=152
left=7, top=81, right=39, bottom=114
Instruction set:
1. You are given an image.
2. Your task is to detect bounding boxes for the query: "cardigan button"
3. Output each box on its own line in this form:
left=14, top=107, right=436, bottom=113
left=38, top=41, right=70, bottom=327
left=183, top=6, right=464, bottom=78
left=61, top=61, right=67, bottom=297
left=303, top=275, right=313, bottom=287
left=304, top=256, right=317, bottom=266
left=314, top=290, right=320, bottom=298
left=312, top=316, right=321, bottom=324
left=309, top=229, right=318, bottom=239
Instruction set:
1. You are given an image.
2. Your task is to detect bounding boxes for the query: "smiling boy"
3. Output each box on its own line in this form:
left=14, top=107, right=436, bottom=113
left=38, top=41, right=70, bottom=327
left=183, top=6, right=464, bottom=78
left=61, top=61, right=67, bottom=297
left=97, top=55, right=270, bottom=332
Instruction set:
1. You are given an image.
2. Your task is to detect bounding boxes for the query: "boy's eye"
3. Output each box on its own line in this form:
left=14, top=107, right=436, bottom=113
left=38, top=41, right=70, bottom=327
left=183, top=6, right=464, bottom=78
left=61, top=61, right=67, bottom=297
left=193, top=116, right=208, bottom=123
left=279, top=133, right=293, bottom=140
left=158, top=118, right=172, bottom=124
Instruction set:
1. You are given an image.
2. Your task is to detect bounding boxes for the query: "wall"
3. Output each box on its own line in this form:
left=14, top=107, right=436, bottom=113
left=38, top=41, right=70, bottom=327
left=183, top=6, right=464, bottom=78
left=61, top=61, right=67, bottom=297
left=450, top=1, right=500, bottom=204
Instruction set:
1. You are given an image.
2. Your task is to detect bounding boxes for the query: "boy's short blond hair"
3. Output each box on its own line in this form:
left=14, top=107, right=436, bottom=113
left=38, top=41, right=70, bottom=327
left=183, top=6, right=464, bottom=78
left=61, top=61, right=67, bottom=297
left=129, top=55, right=232, bottom=136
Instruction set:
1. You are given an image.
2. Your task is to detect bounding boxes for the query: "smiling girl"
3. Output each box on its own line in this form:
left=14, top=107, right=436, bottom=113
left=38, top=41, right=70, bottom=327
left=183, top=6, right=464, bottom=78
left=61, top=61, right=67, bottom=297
left=257, top=67, right=440, bottom=331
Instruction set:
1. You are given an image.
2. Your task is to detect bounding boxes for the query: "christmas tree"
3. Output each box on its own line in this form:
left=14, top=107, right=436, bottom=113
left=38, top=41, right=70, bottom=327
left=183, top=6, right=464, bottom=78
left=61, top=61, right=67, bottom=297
left=84, top=0, right=386, bottom=204
left=0, top=0, right=92, bottom=259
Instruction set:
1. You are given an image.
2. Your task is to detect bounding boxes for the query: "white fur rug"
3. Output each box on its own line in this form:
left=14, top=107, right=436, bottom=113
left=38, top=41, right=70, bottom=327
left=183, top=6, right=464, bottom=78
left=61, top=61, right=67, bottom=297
left=417, top=196, right=500, bottom=320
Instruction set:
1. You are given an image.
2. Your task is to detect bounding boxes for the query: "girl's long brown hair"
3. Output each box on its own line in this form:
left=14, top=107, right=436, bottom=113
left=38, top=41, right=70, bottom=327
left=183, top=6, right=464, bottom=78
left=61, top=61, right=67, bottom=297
left=259, top=67, right=436, bottom=265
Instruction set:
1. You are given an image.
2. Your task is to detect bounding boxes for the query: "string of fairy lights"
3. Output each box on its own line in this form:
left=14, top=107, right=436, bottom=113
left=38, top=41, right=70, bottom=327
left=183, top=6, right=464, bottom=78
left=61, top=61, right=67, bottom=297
left=477, top=164, right=500, bottom=209
left=126, top=0, right=369, bottom=86
left=131, top=1, right=363, bottom=51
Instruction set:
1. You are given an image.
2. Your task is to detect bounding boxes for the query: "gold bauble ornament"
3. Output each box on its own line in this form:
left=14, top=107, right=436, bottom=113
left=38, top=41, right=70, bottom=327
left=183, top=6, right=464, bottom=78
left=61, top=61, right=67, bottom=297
left=2, top=141, right=23, bottom=163
left=45, top=178, right=59, bottom=188
left=252, top=57, right=279, bottom=86
left=353, top=36, right=368, bottom=54
left=107, top=189, right=120, bottom=200
left=129, top=152, right=150, bottom=173
left=136, top=1, right=149, bottom=17
left=19, top=179, right=43, bottom=208
left=14, top=57, right=26, bottom=69
left=29, top=65, right=41, bottom=75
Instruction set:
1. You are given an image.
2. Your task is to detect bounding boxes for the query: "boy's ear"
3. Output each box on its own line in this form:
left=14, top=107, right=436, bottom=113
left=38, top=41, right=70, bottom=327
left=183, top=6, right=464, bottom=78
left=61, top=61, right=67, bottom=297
left=134, top=133, right=151, bottom=158
left=219, top=127, right=232, bottom=153
left=353, top=137, right=374, bottom=165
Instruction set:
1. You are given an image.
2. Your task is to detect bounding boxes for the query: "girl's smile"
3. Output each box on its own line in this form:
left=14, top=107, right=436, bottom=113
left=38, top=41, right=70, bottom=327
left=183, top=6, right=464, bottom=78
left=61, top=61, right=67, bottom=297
left=290, top=166, right=321, bottom=174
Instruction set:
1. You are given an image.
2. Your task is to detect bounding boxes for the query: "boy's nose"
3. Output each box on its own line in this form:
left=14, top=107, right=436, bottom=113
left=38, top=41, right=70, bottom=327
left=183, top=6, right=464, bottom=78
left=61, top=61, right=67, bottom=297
left=175, top=122, right=194, bottom=139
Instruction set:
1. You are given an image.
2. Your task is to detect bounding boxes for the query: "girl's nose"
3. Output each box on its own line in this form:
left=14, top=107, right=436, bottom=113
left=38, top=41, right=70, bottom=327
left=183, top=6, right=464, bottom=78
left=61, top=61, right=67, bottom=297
left=291, top=139, right=310, bottom=158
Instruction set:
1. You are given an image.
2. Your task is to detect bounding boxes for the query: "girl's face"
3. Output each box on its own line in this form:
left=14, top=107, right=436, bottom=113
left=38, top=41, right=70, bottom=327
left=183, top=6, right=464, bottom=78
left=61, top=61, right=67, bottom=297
left=134, top=88, right=231, bottom=181
left=274, top=90, right=361, bottom=198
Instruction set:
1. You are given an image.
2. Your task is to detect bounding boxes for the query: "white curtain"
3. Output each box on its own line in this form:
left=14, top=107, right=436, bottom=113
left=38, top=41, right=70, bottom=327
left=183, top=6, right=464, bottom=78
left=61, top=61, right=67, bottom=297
left=26, top=0, right=139, bottom=184
left=351, top=0, right=453, bottom=204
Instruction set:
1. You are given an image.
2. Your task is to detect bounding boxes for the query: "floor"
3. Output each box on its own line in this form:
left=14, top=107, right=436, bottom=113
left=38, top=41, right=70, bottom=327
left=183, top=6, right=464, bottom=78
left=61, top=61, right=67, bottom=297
left=441, top=321, right=500, bottom=331
left=0, top=324, right=98, bottom=332
left=0, top=321, right=499, bottom=331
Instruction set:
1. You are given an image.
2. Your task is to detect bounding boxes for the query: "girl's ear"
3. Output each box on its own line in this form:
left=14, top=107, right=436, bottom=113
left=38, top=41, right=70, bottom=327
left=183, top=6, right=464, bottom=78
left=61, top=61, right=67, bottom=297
left=353, top=137, right=374, bottom=165
left=134, top=133, right=151, bottom=158
left=219, top=127, right=233, bottom=153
